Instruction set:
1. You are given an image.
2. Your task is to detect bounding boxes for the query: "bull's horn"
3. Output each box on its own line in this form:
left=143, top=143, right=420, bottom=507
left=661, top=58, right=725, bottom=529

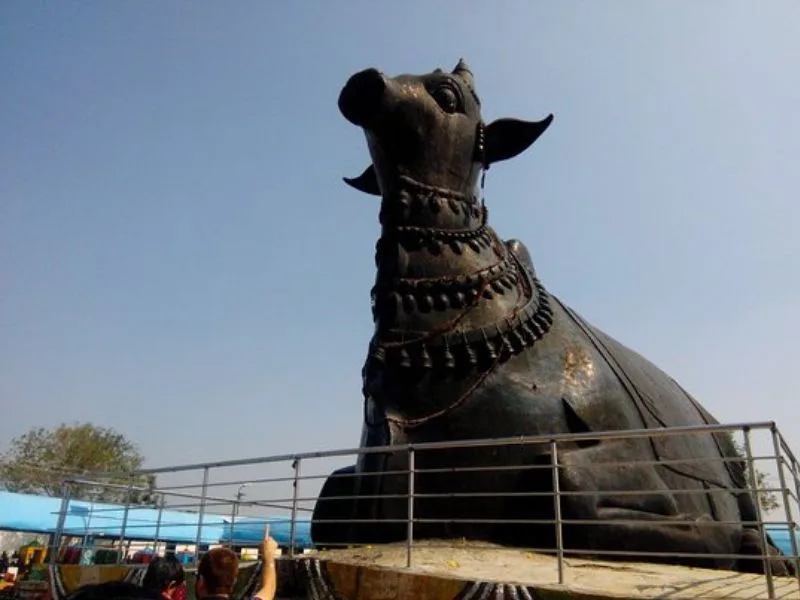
left=343, top=164, right=381, bottom=196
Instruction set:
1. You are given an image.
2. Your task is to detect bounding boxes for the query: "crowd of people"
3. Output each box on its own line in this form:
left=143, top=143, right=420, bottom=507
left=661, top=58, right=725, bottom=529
left=66, top=531, right=278, bottom=600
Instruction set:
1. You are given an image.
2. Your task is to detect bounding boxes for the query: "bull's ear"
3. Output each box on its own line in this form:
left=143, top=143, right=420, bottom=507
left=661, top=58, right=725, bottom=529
left=343, top=164, right=381, bottom=196
left=484, top=115, right=554, bottom=165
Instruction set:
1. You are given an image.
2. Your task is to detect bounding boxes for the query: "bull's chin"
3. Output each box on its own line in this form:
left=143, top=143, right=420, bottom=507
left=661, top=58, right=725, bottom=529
left=378, top=170, right=479, bottom=200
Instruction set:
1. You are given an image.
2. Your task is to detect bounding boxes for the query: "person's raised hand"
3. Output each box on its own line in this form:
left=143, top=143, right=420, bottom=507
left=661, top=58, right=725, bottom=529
left=254, top=525, right=279, bottom=600
left=260, top=526, right=278, bottom=562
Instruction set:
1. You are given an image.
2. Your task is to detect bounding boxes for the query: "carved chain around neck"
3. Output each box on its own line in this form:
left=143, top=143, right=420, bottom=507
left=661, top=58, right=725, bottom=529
left=367, top=175, right=554, bottom=373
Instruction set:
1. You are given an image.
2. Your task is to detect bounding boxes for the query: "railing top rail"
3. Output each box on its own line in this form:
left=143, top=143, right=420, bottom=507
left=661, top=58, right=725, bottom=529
left=85, top=421, right=777, bottom=478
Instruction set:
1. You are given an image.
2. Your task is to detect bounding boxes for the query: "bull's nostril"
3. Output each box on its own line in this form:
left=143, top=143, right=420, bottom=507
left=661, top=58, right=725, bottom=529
left=339, top=68, right=387, bottom=126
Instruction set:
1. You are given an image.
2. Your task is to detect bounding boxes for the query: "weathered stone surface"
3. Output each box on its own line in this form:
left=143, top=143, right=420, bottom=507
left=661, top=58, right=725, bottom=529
left=296, top=541, right=800, bottom=599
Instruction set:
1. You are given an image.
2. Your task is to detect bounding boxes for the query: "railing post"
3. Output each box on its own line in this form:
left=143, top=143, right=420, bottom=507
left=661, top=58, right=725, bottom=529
left=772, top=427, right=800, bottom=591
left=791, top=454, right=800, bottom=596
left=117, top=479, right=134, bottom=564
left=550, top=440, right=564, bottom=585
left=790, top=451, right=800, bottom=587
left=406, top=446, right=415, bottom=569
left=228, top=499, right=237, bottom=549
left=289, top=457, right=302, bottom=557
left=193, top=467, right=210, bottom=564
left=82, top=499, right=96, bottom=559
left=153, top=493, right=165, bottom=557
left=787, top=452, right=800, bottom=548
left=743, top=427, right=775, bottom=599
left=50, top=482, right=72, bottom=565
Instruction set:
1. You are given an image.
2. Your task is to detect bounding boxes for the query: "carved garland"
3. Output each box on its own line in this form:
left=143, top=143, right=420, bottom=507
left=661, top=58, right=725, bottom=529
left=378, top=175, right=484, bottom=227
left=371, top=253, right=519, bottom=317
left=368, top=175, right=554, bottom=372
left=373, top=223, right=496, bottom=270
left=368, top=254, right=553, bottom=371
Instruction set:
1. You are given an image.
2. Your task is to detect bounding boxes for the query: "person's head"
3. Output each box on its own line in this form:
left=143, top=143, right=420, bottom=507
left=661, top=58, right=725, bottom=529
left=67, top=581, right=162, bottom=600
left=195, top=548, right=239, bottom=598
left=142, top=555, right=186, bottom=598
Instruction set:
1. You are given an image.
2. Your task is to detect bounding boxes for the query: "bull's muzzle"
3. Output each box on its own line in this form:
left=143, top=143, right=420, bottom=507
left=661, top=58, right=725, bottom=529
left=339, top=68, right=387, bottom=127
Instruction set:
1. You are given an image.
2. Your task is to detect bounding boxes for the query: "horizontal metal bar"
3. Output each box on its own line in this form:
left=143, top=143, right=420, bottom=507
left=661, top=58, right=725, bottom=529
left=406, top=517, right=791, bottom=527
left=46, top=537, right=800, bottom=564
left=157, top=449, right=776, bottom=490
left=76, top=479, right=791, bottom=511
left=154, top=466, right=409, bottom=492
left=66, top=478, right=151, bottom=492
left=94, top=421, right=776, bottom=477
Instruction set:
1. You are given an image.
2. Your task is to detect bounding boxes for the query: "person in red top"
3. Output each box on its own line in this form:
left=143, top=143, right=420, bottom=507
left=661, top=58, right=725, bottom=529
left=141, top=555, right=186, bottom=599
left=169, top=582, right=187, bottom=600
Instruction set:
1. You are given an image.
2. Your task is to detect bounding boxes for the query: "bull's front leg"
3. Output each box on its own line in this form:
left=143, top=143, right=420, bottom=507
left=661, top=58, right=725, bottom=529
left=311, top=395, right=394, bottom=549
left=555, top=440, right=742, bottom=571
left=310, top=464, right=357, bottom=549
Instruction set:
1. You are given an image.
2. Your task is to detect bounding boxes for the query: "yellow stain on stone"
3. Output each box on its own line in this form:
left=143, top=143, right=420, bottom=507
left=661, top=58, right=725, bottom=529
left=562, top=345, right=594, bottom=389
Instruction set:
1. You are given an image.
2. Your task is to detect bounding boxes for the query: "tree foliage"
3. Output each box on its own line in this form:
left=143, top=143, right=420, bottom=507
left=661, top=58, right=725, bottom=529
left=721, top=432, right=781, bottom=513
left=749, top=467, right=781, bottom=513
left=0, top=423, right=156, bottom=505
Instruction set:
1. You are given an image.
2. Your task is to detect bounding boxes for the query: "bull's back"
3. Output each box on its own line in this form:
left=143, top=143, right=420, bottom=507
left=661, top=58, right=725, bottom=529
left=556, top=296, right=741, bottom=490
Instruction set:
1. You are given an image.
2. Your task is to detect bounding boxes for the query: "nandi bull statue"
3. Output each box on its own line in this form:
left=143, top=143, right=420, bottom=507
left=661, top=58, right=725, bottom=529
left=310, top=59, right=792, bottom=575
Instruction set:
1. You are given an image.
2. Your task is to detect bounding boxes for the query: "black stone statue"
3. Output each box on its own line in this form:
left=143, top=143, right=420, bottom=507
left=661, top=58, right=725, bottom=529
left=311, top=60, right=791, bottom=575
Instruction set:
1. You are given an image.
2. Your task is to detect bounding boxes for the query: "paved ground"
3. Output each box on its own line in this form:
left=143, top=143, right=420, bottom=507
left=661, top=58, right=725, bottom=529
left=310, top=541, right=800, bottom=599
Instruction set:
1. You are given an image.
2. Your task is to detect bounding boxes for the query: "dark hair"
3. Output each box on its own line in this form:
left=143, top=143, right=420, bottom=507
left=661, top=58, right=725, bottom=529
left=66, top=581, right=162, bottom=600
left=197, top=548, right=239, bottom=595
left=142, top=555, right=185, bottom=593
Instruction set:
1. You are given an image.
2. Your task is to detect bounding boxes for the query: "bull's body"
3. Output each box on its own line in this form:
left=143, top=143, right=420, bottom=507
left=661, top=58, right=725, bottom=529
left=310, top=60, right=790, bottom=574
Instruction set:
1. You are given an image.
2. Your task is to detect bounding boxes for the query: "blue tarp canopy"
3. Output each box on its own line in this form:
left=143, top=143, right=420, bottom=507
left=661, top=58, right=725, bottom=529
left=0, top=491, right=315, bottom=547
left=219, top=516, right=313, bottom=549
left=767, top=525, right=800, bottom=557
left=0, top=491, right=225, bottom=545
left=11, top=488, right=792, bottom=555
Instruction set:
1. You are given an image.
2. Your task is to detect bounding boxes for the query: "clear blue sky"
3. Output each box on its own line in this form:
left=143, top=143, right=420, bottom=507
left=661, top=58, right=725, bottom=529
left=2, top=2, right=799, bottom=476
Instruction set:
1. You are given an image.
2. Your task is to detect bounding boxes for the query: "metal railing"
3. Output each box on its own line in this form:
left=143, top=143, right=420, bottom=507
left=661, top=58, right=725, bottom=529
left=45, top=421, right=800, bottom=599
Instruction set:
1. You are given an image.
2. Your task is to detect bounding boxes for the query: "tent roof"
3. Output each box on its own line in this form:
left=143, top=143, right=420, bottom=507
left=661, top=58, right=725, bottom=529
left=766, top=525, right=800, bottom=557
left=0, top=491, right=225, bottom=544
left=3, top=490, right=793, bottom=555
left=0, top=491, right=314, bottom=547
left=220, top=516, right=312, bottom=549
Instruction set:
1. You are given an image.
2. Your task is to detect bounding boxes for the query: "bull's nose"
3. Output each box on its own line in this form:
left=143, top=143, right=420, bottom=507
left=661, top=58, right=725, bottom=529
left=339, top=68, right=387, bottom=126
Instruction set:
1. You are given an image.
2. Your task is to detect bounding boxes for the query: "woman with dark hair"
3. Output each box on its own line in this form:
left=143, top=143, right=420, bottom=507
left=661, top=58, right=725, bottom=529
left=142, top=556, right=186, bottom=600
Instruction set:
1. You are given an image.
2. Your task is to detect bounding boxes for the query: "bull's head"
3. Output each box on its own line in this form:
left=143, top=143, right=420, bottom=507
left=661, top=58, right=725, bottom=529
left=339, top=59, right=553, bottom=197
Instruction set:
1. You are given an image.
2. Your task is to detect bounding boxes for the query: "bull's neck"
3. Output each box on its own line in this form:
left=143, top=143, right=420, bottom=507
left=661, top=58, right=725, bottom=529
left=367, top=175, right=553, bottom=372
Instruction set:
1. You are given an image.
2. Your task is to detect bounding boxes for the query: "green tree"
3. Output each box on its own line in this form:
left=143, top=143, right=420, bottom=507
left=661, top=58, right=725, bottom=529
left=734, top=443, right=781, bottom=513
left=0, top=423, right=156, bottom=505
left=749, top=467, right=781, bottom=513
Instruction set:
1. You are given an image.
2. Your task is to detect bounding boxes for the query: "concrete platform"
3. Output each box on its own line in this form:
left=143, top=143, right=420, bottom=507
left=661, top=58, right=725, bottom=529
left=278, top=541, right=800, bottom=599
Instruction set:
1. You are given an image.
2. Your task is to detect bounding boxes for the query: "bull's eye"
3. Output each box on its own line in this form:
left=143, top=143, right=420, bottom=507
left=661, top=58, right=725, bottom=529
left=432, top=84, right=459, bottom=114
